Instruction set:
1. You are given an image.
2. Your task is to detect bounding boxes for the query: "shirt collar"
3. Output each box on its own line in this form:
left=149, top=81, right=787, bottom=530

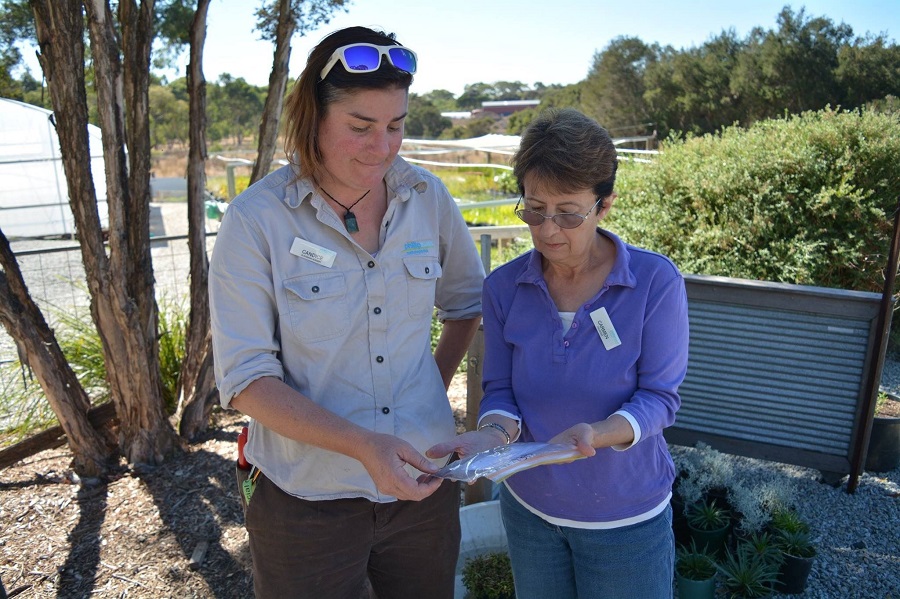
left=516, top=228, right=637, bottom=289
left=284, top=156, right=429, bottom=210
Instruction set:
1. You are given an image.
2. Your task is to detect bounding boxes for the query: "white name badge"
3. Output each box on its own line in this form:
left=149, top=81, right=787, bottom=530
left=590, top=307, right=622, bottom=350
left=290, top=238, right=337, bottom=268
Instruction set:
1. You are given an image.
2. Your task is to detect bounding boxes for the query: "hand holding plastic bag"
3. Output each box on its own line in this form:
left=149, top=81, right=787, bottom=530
left=432, top=442, right=586, bottom=483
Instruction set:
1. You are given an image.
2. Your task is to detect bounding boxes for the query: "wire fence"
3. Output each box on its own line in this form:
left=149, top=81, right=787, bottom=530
left=1, top=231, right=217, bottom=368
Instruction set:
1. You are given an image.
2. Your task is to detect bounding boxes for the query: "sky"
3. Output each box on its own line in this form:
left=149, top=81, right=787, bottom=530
left=18, top=0, right=900, bottom=97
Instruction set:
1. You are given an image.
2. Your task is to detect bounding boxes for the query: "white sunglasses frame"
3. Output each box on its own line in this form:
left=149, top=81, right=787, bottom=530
left=319, top=43, right=418, bottom=80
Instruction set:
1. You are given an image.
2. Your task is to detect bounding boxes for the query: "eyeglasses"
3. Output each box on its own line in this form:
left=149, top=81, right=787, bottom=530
left=515, top=196, right=604, bottom=229
left=320, top=43, right=418, bottom=80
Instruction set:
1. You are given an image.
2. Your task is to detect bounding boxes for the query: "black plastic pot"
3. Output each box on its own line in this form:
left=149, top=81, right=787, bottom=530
left=776, top=553, right=814, bottom=594
left=866, top=414, right=900, bottom=473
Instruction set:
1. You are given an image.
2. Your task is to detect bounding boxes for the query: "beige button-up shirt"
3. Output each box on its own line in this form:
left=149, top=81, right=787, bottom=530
left=210, top=158, right=484, bottom=501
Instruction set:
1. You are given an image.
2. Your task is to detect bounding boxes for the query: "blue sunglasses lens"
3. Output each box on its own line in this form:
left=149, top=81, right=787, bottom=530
left=387, top=47, right=417, bottom=73
left=342, top=45, right=381, bottom=72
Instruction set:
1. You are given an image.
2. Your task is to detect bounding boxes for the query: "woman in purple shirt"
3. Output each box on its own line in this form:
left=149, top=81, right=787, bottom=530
left=430, top=108, right=689, bottom=598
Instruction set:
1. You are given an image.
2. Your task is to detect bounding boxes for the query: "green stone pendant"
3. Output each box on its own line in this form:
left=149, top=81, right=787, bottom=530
left=344, top=211, right=359, bottom=233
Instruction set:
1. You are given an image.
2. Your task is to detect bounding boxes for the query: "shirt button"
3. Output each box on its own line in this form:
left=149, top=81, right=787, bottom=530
left=312, top=285, right=320, bottom=293
left=382, top=407, right=390, bottom=414
left=425, top=267, right=430, bottom=274
left=376, top=356, right=384, bottom=363
left=368, top=261, right=375, bottom=268
left=572, top=322, right=578, bottom=328
left=564, top=340, right=570, bottom=347
left=374, top=307, right=382, bottom=315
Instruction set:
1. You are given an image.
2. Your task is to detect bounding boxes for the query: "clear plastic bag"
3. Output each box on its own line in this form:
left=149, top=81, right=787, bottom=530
left=433, top=442, right=586, bottom=483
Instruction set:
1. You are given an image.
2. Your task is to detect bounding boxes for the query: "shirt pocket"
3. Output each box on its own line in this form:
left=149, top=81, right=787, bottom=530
left=402, top=257, right=442, bottom=317
left=283, top=272, right=349, bottom=342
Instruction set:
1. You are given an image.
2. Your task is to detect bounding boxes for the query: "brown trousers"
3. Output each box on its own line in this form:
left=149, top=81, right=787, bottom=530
left=239, top=469, right=460, bottom=599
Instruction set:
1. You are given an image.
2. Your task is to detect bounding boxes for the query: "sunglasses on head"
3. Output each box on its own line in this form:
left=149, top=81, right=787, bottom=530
left=515, top=196, right=604, bottom=229
left=319, top=43, right=418, bottom=80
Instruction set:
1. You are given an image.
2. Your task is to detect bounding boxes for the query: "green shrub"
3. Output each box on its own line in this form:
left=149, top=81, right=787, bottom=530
left=462, top=551, right=515, bottom=599
left=612, top=107, right=900, bottom=294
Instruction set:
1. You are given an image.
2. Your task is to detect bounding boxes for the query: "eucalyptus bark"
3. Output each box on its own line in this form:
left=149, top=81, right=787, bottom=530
left=0, top=230, right=113, bottom=476
left=32, top=0, right=178, bottom=465
left=250, top=0, right=296, bottom=184
left=178, top=0, right=219, bottom=439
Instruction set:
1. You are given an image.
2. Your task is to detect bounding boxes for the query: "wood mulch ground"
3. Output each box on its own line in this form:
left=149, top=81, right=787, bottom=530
left=0, top=375, right=470, bottom=598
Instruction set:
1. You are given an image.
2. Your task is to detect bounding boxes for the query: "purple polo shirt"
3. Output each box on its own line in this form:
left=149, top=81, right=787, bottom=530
left=480, top=229, right=689, bottom=522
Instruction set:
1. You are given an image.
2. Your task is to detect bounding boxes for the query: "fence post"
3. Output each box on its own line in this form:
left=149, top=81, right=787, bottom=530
left=464, top=325, right=492, bottom=505
left=479, top=233, right=491, bottom=274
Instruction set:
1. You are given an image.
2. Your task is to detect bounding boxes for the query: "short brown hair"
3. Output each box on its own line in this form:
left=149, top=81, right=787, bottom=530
left=512, top=108, right=618, bottom=209
left=282, top=26, right=414, bottom=178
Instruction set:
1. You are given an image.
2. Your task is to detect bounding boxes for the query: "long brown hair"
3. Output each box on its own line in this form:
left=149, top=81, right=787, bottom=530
left=282, top=26, right=414, bottom=178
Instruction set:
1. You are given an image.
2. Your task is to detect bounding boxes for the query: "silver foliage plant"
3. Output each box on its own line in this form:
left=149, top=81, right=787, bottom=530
left=672, top=442, right=797, bottom=533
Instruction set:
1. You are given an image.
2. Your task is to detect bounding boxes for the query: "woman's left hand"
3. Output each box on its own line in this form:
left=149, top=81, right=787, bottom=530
left=426, top=429, right=504, bottom=462
left=549, top=423, right=597, bottom=457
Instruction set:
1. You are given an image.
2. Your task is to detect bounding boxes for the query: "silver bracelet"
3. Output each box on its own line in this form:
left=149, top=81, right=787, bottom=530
left=477, top=421, right=511, bottom=445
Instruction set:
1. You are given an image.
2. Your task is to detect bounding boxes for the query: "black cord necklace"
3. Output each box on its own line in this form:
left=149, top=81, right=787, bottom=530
left=320, top=187, right=371, bottom=233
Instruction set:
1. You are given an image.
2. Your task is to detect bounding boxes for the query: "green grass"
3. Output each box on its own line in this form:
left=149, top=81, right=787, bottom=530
left=0, top=296, right=189, bottom=443
left=434, top=167, right=513, bottom=202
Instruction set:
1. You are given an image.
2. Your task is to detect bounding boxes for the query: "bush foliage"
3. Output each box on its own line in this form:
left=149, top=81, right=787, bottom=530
left=611, top=107, right=900, bottom=294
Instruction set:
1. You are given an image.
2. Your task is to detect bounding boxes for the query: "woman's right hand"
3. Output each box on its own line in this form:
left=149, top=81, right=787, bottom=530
left=356, top=433, right=444, bottom=501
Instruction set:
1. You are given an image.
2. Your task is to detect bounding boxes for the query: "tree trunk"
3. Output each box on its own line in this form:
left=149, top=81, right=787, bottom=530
left=177, top=0, right=219, bottom=440
left=0, top=402, right=117, bottom=470
left=0, top=230, right=113, bottom=476
left=250, top=0, right=296, bottom=184
left=33, top=0, right=179, bottom=465
left=179, top=334, right=219, bottom=439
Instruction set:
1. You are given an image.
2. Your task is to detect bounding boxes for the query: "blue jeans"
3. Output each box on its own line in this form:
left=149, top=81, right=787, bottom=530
left=499, top=484, right=674, bottom=599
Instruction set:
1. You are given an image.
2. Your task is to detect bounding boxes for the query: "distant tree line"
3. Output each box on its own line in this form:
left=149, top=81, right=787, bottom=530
left=408, top=6, right=900, bottom=140
left=580, top=7, right=900, bottom=139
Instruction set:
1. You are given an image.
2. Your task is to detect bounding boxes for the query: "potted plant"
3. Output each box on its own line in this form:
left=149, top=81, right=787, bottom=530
left=768, top=508, right=809, bottom=535
left=675, top=540, right=717, bottom=599
left=773, top=529, right=816, bottom=594
left=461, top=551, right=515, bottom=599
left=456, top=501, right=509, bottom=599
left=740, top=531, right=783, bottom=569
left=867, top=390, right=900, bottom=472
left=716, top=543, right=780, bottom=598
left=686, top=498, right=730, bottom=556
